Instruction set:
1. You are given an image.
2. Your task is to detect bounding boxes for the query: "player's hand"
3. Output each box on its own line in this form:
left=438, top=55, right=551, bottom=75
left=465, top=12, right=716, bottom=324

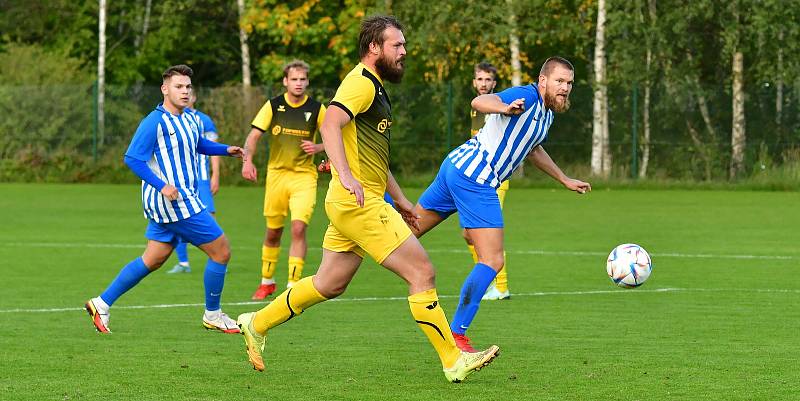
left=300, top=140, right=320, bottom=155
left=317, top=160, right=331, bottom=173
left=242, top=160, right=258, bottom=182
left=339, top=173, right=364, bottom=207
left=563, top=178, right=591, bottom=194
left=394, top=198, right=420, bottom=232
left=503, top=98, right=525, bottom=115
left=227, top=146, right=245, bottom=158
left=210, top=175, right=220, bottom=195
left=161, top=184, right=179, bottom=201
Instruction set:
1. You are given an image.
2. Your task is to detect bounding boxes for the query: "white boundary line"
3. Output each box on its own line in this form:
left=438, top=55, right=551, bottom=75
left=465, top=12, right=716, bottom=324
left=6, top=242, right=798, bottom=260
left=3, top=287, right=800, bottom=314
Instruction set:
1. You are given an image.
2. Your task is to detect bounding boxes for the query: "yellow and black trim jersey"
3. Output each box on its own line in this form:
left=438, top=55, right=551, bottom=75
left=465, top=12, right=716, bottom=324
left=251, top=93, right=326, bottom=173
left=327, top=63, right=392, bottom=200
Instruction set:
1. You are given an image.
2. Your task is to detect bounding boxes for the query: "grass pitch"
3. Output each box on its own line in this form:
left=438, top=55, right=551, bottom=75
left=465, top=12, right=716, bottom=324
left=1, top=183, right=798, bottom=400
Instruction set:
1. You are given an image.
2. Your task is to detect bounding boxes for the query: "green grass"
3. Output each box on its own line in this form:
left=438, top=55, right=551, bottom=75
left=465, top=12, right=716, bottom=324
left=1, top=183, right=799, bottom=400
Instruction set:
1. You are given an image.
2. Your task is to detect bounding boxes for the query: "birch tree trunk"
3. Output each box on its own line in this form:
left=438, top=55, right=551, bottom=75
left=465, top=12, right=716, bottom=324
left=237, top=0, right=252, bottom=109
left=639, top=0, right=656, bottom=178
left=776, top=29, right=783, bottom=128
left=506, top=0, right=522, bottom=86
left=97, top=0, right=106, bottom=148
left=730, top=50, right=745, bottom=179
left=591, top=0, right=610, bottom=177
left=134, top=0, right=152, bottom=54
left=640, top=49, right=652, bottom=178
left=508, top=0, right=524, bottom=175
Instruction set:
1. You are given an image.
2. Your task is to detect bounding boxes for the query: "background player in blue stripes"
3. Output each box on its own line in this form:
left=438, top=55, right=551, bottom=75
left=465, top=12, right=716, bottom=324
left=85, top=64, right=245, bottom=334
left=466, top=61, right=512, bottom=301
left=166, top=90, right=221, bottom=273
left=412, top=56, right=591, bottom=352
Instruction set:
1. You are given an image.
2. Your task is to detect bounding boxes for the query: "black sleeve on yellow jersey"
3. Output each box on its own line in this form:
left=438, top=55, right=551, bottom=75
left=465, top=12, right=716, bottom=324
left=329, top=74, right=375, bottom=120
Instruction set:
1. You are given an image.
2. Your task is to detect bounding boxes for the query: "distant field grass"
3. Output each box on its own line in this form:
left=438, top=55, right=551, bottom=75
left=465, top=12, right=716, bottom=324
left=1, top=183, right=798, bottom=400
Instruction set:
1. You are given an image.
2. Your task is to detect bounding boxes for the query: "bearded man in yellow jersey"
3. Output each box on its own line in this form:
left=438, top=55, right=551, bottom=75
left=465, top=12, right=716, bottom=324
left=466, top=61, right=511, bottom=301
left=236, top=15, right=499, bottom=383
left=242, top=60, right=326, bottom=300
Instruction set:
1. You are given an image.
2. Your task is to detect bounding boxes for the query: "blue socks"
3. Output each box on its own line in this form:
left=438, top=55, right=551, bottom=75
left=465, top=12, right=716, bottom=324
left=203, top=260, right=228, bottom=311
left=450, top=263, right=498, bottom=334
left=100, top=257, right=151, bottom=306
left=175, top=240, right=189, bottom=264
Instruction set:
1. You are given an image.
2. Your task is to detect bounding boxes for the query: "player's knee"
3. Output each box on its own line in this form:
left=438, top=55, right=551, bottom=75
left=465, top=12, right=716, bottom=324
left=290, top=224, right=307, bottom=240
left=314, top=279, right=348, bottom=299
left=480, top=253, right=505, bottom=271
left=265, top=228, right=282, bottom=245
left=143, top=255, right=167, bottom=270
left=409, top=261, right=436, bottom=288
left=214, top=248, right=231, bottom=264
left=207, top=238, right=231, bottom=264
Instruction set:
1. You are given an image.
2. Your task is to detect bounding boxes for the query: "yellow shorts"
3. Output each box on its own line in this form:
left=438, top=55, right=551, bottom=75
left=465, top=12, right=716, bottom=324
left=322, top=196, right=412, bottom=263
left=264, top=169, right=318, bottom=228
left=497, top=180, right=510, bottom=208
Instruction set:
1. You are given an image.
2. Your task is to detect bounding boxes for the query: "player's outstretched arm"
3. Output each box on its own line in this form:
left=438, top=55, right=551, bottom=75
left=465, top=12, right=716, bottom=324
left=321, top=105, right=364, bottom=206
left=472, top=94, right=525, bottom=115
left=197, top=136, right=242, bottom=157
left=528, top=145, right=591, bottom=194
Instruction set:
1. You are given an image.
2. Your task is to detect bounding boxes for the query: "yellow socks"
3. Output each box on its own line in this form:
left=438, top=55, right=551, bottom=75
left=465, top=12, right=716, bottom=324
left=467, top=245, right=479, bottom=264
left=408, top=288, right=461, bottom=368
left=495, top=252, right=508, bottom=292
left=261, top=245, right=279, bottom=281
left=253, top=276, right=327, bottom=334
left=287, top=256, right=304, bottom=284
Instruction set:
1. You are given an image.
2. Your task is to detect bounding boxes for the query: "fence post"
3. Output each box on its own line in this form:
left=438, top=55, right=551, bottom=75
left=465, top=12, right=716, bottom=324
left=446, top=81, right=453, bottom=152
left=92, top=79, right=98, bottom=162
left=631, top=84, right=638, bottom=179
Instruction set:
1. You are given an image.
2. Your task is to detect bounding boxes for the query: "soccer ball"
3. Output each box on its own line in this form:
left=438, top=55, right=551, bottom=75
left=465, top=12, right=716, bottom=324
left=606, top=244, right=652, bottom=288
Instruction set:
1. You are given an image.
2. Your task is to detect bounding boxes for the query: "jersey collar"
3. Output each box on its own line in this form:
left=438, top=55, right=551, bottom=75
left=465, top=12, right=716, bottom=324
left=359, top=62, right=383, bottom=85
left=156, top=102, right=187, bottom=117
left=283, top=93, right=309, bottom=108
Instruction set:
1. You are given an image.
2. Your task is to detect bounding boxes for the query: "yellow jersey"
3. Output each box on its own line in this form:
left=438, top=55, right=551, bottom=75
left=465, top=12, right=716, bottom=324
left=326, top=63, right=393, bottom=201
left=251, top=93, right=326, bottom=173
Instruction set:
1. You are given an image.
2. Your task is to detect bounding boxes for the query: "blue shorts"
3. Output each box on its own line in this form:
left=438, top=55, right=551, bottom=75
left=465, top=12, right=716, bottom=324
left=418, top=159, right=503, bottom=229
left=145, top=209, right=223, bottom=247
left=198, top=179, right=215, bottom=213
left=383, top=192, right=396, bottom=208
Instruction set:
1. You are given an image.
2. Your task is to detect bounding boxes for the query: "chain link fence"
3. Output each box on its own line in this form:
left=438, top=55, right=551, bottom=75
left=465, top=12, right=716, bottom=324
left=1, top=81, right=798, bottom=185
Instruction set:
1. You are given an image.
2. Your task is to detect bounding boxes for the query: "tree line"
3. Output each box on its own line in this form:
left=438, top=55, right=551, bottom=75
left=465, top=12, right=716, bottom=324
left=1, top=0, right=798, bottom=183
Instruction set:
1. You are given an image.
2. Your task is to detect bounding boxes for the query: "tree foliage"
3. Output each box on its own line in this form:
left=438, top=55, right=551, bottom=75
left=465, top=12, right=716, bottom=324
left=1, top=0, right=799, bottom=182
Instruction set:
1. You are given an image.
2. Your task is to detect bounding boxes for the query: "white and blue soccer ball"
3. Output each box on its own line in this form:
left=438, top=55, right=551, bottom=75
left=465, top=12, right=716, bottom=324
left=606, top=244, right=652, bottom=288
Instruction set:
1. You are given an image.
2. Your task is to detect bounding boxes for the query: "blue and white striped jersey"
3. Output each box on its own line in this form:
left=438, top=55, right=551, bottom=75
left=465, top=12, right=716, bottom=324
left=187, top=108, right=219, bottom=181
left=125, top=103, right=206, bottom=223
left=448, top=84, right=554, bottom=188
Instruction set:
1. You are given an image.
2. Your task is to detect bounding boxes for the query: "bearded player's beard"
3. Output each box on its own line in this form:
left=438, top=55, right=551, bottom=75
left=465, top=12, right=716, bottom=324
left=545, top=91, right=570, bottom=113
left=376, top=54, right=405, bottom=83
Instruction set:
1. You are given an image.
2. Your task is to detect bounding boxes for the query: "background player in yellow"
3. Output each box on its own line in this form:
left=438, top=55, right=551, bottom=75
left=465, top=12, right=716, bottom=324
left=242, top=60, right=326, bottom=300
left=235, top=15, right=499, bottom=383
left=466, top=61, right=511, bottom=301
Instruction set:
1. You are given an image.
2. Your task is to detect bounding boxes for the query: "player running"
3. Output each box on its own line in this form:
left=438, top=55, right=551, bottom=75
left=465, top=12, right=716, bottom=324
left=85, top=65, right=245, bottom=334
left=242, top=60, right=326, bottom=300
left=235, top=16, right=499, bottom=383
left=412, top=57, right=591, bottom=352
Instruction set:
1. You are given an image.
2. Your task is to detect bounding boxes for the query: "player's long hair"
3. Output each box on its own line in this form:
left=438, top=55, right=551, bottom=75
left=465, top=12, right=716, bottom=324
left=358, top=15, right=404, bottom=58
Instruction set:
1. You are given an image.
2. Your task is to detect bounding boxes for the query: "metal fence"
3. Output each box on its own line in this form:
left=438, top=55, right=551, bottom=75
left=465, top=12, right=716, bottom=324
left=1, top=81, right=798, bottom=183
